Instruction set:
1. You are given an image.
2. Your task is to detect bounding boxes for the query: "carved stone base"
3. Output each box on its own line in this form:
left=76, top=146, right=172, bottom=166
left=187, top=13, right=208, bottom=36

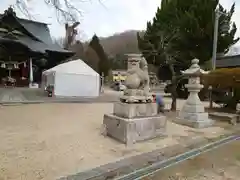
left=122, top=89, right=146, bottom=96
left=103, top=114, right=167, bottom=145
left=114, top=102, right=157, bottom=118
left=174, top=112, right=214, bottom=128
left=175, top=87, right=214, bottom=128
left=120, top=89, right=153, bottom=103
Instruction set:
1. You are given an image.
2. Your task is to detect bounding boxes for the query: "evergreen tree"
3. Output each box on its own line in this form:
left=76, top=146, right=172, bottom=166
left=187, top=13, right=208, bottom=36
left=89, top=34, right=110, bottom=76
left=84, top=46, right=100, bottom=72
left=137, top=0, right=239, bottom=111
left=111, top=54, right=128, bottom=70
left=69, top=40, right=85, bottom=60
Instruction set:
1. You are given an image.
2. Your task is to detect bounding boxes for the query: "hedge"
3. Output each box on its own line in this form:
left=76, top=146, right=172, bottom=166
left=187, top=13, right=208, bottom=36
left=203, top=68, right=240, bottom=88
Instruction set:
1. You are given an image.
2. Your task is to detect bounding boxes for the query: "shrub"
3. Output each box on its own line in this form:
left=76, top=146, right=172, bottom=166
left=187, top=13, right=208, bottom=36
left=203, top=68, right=240, bottom=88
left=203, top=68, right=240, bottom=109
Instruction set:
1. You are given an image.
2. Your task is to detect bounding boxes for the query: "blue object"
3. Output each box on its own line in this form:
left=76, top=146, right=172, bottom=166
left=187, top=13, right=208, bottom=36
left=156, top=95, right=164, bottom=106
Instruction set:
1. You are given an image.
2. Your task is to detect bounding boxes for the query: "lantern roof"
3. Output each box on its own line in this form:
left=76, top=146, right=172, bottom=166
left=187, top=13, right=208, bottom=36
left=181, top=59, right=209, bottom=76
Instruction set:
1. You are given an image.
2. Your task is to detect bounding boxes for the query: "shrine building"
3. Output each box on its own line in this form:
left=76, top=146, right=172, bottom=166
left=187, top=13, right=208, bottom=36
left=0, top=7, right=74, bottom=87
left=216, top=54, right=240, bottom=68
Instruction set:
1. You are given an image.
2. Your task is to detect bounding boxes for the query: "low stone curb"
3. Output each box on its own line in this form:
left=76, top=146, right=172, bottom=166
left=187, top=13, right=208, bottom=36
left=0, top=100, right=118, bottom=106
left=58, top=132, right=235, bottom=180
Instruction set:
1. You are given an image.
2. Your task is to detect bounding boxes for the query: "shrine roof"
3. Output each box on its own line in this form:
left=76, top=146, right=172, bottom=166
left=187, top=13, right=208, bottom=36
left=0, top=34, right=70, bottom=54
left=216, top=54, right=240, bottom=68
left=0, top=14, right=49, bottom=25
left=0, top=7, right=74, bottom=56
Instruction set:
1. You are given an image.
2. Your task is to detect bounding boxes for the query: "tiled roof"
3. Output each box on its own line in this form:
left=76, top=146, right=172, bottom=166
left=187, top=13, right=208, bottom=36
left=216, top=55, right=240, bottom=68
left=0, top=8, right=73, bottom=55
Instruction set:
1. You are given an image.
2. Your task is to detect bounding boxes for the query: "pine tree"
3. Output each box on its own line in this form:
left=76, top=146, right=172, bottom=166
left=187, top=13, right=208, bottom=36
left=69, top=40, right=85, bottom=60
left=137, top=0, right=239, bottom=110
left=84, top=46, right=100, bottom=72
left=89, top=34, right=110, bottom=76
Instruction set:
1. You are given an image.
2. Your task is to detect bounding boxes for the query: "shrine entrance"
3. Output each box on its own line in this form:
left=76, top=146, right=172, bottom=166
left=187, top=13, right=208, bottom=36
left=0, top=41, right=42, bottom=87
left=0, top=60, right=29, bottom=87
left=0, top=7, right=74, bottom=88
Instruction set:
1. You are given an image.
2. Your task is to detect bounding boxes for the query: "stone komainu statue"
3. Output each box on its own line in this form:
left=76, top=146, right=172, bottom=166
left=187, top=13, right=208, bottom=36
left=125, top=57, right=149, bottom=92
left=121, top=56, right=152, bottom=103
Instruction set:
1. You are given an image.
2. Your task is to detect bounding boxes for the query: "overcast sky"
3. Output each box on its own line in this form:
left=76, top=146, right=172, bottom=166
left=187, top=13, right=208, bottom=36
left=0, top=0, right=239, bottom=43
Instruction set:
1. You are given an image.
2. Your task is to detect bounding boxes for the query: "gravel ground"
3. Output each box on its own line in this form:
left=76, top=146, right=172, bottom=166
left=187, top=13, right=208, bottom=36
left=0, top=88, right=220, bottom=108
left=151, top=140, right=240, bottom=180
left=0, top=103, right=227, bottom=180
left=0, top=88, right=120, bottom=103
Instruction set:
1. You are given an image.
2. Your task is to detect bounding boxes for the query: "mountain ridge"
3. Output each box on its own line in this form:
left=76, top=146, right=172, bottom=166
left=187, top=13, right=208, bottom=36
left=83, top=30, right=143, bottom=56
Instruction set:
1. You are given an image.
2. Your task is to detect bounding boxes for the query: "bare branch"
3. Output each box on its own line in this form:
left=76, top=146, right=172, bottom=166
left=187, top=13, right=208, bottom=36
left=15, top=0, right=106, bottom=23
left=44, top=0, right=80, bottom=23
left=97, top=0, right=108, bottom=10
left=15, top=0, right=34, bottom=20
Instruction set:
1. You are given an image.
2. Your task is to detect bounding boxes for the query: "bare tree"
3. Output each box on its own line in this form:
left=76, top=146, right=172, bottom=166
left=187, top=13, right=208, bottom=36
left=53, top=37, right=65, bottom=48
left=64, top=22, right=80, bottom=49
left=15, top=0, right=103, bottom=22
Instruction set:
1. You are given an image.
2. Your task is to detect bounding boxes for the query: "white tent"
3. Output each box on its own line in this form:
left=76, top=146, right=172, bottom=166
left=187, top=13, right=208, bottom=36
left=42, top=59, right=100, bottom=97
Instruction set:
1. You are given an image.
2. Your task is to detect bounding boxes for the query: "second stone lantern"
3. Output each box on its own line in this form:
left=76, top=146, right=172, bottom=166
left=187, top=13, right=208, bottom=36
left=174, top=59, right=214, bottom=128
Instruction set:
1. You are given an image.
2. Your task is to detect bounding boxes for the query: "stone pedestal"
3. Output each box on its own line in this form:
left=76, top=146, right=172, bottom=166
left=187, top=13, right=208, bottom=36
left=173, top=59, right=214, bottom=128
left=113, top=102, right=157, bottom=118
left=103, top=114, right=166, bottom=145
left=103, top=103, right=166, bottom=145
left=175, top=111, right=214, bottom=128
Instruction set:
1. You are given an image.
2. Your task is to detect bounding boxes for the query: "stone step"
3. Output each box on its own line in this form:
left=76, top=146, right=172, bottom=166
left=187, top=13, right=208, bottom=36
left=209, top=112, right=239, bottom=125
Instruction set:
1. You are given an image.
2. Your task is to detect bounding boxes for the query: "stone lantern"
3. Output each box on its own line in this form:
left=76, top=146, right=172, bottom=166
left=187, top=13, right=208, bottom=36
left=174, top=59, right=214, bottom=128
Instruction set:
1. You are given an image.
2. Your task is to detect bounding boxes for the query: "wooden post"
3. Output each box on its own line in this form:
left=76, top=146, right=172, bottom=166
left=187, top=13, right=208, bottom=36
left=209, top=86, right=213, bottom=108
left=29, top=58, right=33, bottom=87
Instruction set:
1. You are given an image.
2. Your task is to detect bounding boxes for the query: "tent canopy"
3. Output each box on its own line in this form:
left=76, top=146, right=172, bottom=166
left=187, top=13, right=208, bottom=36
left=42, top=59, right=100, bottom=97
left=43, top=59, right=99, bottom=77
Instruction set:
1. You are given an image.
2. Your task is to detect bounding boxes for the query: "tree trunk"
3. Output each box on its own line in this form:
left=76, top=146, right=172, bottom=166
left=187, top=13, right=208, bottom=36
left=225, top=88, right=240, bottom=110
left=225, top=98, right=238, bottom=110
left=169, top=64, right=177, bottom=111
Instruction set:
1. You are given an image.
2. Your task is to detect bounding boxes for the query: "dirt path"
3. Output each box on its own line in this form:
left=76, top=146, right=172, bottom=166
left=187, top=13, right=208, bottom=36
left=151, top=140, right=240, bottom=179
left=0, top=103, right=228, bottom=180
